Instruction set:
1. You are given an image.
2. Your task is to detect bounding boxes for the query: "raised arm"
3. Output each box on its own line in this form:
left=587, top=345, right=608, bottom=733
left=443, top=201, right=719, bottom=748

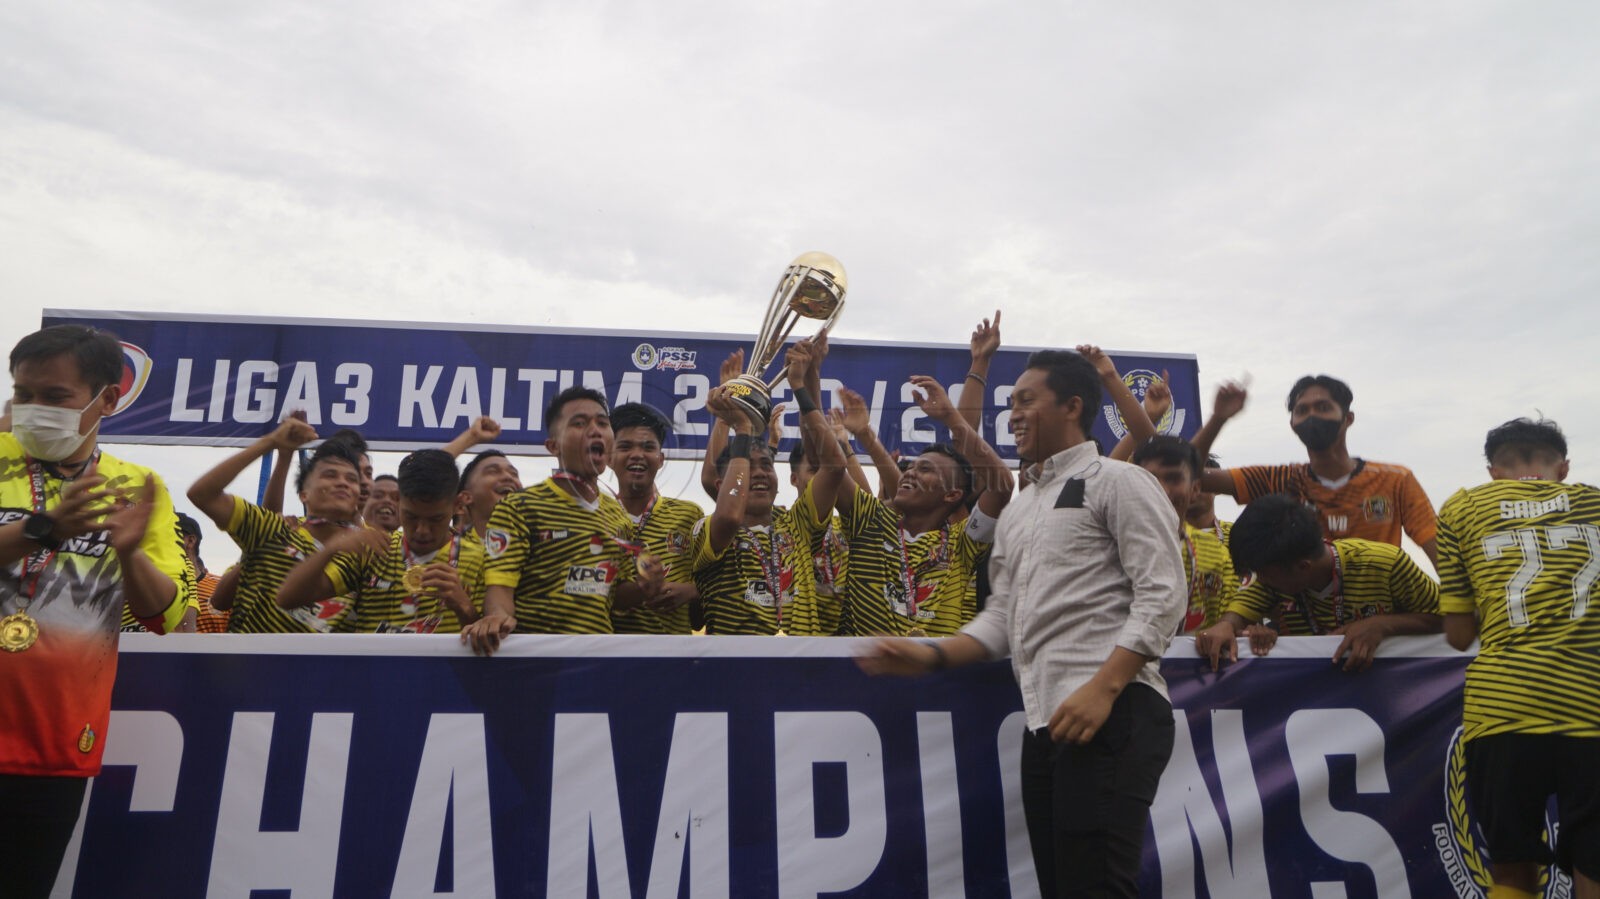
left=1193, top=380, right=1248, bottom=494
left=705, top=385, right=757, bottom=555
left=443, top=416, right=502, bottom=458
left=790, top=340, right=848, bottom=519
left=261, top=410, right=312, bottom=515
left=827, top=409, right=874, bottom=493
left=1077, top=345, right=1154, bottom=460
left=275, top=527, right=388, bottom=609
left=188, top=416, right=318, bottom=528
left=701, top=349, right=744, bottom=499
left=837, top=386, right=899, bottom=506
left=908, top=375, right=1014, bottom=518
left=958, top=310, right=1001, bottom=433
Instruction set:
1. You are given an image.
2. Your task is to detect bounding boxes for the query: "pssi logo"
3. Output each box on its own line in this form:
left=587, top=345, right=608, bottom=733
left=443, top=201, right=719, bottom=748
left=1102, top=368, right=1185, bottom=438
left=1431, top=727, right=1568, bottom=898
left=112, top=342, right=153, bottom=415
left=631, top=343, right=698, bottom=372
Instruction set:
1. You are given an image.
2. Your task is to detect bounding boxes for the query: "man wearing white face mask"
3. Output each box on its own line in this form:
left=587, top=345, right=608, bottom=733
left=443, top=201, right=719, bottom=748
left=1, top=325, right=191, bottom=899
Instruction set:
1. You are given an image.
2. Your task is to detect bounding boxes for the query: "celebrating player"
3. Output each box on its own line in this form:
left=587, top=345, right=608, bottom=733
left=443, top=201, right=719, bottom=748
left=1439, top=418, right=1600, bottom=897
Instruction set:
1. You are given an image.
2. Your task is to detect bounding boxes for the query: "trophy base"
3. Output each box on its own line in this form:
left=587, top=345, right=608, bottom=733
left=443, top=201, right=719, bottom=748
left=724, top=376, right=774, bottom=435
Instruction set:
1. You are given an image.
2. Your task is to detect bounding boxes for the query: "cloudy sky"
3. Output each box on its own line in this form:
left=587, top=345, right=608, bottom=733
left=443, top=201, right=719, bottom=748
left=3, top=1, right=1597, bottom=567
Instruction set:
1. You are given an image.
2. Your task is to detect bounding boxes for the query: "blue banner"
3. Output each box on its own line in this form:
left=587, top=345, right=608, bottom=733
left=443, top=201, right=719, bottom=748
left=41, top=310, right=1201, bottom=460
left=56, top=636, right=1569, bottom=898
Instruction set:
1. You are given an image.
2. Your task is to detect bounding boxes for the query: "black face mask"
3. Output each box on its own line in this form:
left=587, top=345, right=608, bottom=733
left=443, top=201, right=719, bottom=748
left=1293, top=417, right=1343, bottom=452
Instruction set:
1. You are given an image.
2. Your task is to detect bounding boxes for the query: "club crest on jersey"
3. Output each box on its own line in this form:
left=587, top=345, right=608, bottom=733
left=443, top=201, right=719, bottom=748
left=1432, top=726, right=1566, bottom=897
left=1363, top=496, right=1392, bottom=522
left=484, top=529, right=511, bottom=557
left=1102, top=368, right=1185, bottom=439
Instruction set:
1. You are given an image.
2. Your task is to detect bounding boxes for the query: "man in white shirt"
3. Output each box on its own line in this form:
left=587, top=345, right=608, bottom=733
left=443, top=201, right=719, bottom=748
left=860, top=348, right=1187, bottom=898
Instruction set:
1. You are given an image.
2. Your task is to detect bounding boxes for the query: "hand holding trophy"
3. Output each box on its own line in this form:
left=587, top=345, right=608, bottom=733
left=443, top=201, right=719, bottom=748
left=724, top=252, right=847, bottom=434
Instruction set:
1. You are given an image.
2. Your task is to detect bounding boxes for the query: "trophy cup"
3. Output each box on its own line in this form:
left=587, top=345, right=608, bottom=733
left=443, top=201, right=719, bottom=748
left=725, top=251, right=848, bottom=432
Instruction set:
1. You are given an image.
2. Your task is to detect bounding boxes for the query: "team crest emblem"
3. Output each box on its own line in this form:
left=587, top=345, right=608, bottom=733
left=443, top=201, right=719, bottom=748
left=1363, top=496, right=1392, bottom=522
left=1103, top=369, right=1185, bottom=438
left=1432, top=726, right=1566, bottom=897
left=484, top=528, right=511, bottom=558
left=631, top=344, right=660, bottom=370
left=112, top=341, right=153, bottom=415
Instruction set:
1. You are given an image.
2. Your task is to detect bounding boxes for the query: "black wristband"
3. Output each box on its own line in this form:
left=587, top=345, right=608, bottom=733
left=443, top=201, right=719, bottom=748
left=926, top=640, right=947, bottom=671
left=792, top=386, right=819, bottom=416
left=728, top=434, right=757, bottom=458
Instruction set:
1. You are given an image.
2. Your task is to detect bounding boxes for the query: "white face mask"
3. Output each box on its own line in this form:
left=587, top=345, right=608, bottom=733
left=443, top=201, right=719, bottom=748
left=11, top=389, right=105, bottom=462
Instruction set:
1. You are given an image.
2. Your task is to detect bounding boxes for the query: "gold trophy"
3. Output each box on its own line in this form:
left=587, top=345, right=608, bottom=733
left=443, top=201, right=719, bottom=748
left=725, top=252, right=848, bottom=432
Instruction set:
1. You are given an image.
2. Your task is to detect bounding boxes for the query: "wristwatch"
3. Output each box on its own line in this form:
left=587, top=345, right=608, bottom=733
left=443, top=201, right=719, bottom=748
left=23, top=512, right=61, bottom=550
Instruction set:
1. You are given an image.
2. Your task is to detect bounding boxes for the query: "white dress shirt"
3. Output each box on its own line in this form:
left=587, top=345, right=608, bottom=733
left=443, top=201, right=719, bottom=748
left=962, top=440, right=1187, bottom=730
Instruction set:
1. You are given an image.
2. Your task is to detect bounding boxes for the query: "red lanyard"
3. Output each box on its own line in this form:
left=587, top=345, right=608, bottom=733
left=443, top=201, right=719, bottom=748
left=1180, top=529, right=1203, bottom=600
left=746, top=525, right=785, bottom=628
left=19, top=453, right=99, bottom=601
left=404, top=534, right=461, bottom=570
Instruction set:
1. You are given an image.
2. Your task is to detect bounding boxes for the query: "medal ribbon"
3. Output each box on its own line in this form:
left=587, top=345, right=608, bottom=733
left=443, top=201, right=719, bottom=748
left=898, top=524, right=950, bottom=619
left=747, top=526, right=785, bottom=628
left=18, top=452, right=100, bottom=604
left=403, top=534, right=461, bottom=616
left=1180, top=529, right=1204, bottom=628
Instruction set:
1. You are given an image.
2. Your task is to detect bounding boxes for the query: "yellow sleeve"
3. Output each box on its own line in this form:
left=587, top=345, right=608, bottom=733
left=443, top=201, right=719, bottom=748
left=1225, top=581, right=1276, bottom=624
left=482, top=493, right=532, bottom=589
left=1436, top=490, right=1478, bottom=615
left=137, top=472, right=193, bottom=635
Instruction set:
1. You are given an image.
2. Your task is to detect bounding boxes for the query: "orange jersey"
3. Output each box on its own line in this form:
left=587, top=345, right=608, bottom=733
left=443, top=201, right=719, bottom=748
left=1231, top=459, right=1436, bottom=548
left=0, top=435, right=190, bottom=777
left=194, top=571, right=230, bottom=633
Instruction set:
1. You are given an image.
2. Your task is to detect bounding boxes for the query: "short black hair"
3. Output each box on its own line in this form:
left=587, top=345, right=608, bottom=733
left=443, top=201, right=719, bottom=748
left=397, top=449, right=460, bottom=503
left=1024, top=349, right=1101, bottom=434
left=328, top=427, right=369, bottom=457
left=459, top=449, right=508, bottom=492
left=1484, top=417, right=1567, bottom=466
left=544, top=386, right=608, bottom=431
left=1204, top=453, right=1221, bottom=470
left=373, top=473, right=398, bottom=486
left=10, top=325, right=123, bottom=392
left=1130, top=435, right=1202, bottom=480
left=295, top=434, right=365, bottom=493
left=610, top=402, right=670, bottom=444
left=175, top=512, right=202, bottom=544
left=1286, top=375, right=1353, bottom=415
left=714, top=440, right=776, bottom=476
left=1229, top=494, right=1324, bottom=576
left=920, top=443, right=975, bottom=505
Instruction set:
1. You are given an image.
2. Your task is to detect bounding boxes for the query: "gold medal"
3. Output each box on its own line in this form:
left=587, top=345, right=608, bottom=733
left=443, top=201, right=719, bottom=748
left=78, top=724, right=96, bottom=754
left=403, top=566, right=428, bottom=594
left=906, top=626, right=928, bottom=638
left=773, top=628, right=788, bottom=637
left=0, top=611, right=39, bottom=652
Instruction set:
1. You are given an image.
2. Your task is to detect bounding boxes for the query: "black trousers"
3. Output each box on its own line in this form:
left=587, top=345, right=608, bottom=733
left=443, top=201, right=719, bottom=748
left=0, top=774, right=89, bottom=899
left=1020, top=683, right=1175, bottom=898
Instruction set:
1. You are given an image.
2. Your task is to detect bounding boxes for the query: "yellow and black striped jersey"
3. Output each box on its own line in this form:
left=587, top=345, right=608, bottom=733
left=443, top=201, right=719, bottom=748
left=1181, top=523, right=1236, bottom=634
left=809, top=516, right=849, bottom=636
left=839, top=491, right=991, bottom=637
left=690, top=483, right=826, bottom=635
left=1227, top=538, right=1439, bottom=635
left=482, top=479, right=639, bottom=635
left=224, top=497, right=357, bottom=633
left=324, top=529, right=486, bottom=634
left=1437, top=479, right=1600, bottom=743
left=611, top=495, right=703, bottom=636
